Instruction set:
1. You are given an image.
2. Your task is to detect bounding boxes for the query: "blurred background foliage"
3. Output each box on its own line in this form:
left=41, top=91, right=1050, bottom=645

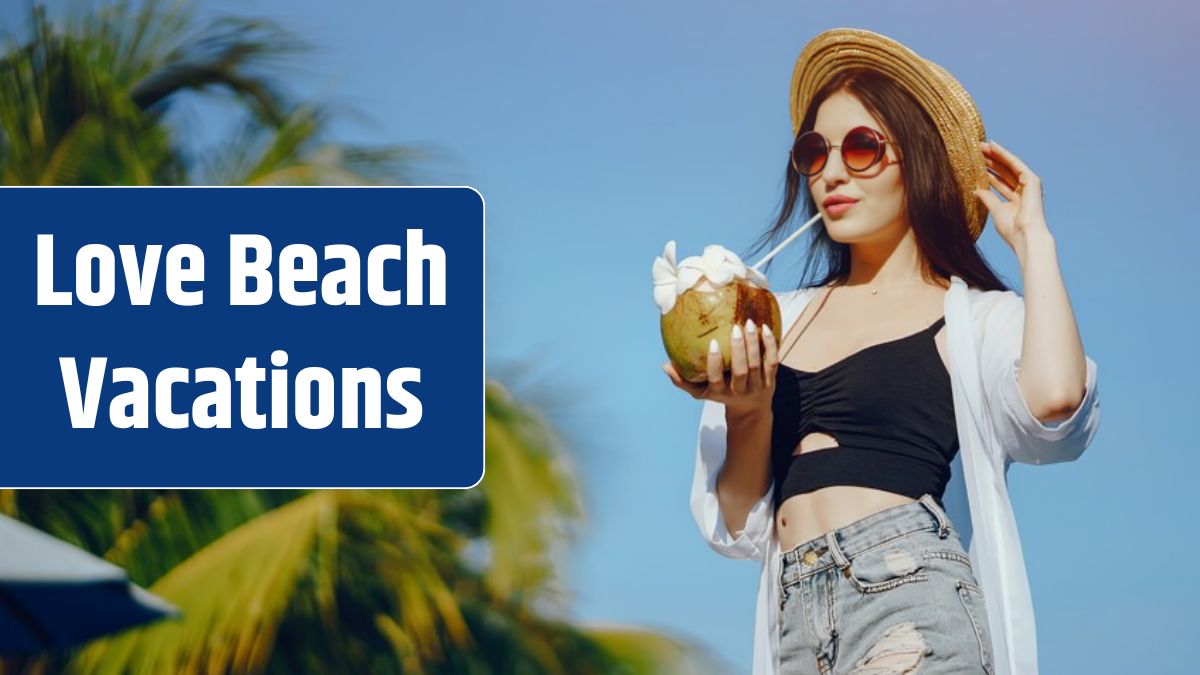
left=0, top=0, right=426, bottom=186
left=0, top=1, right=717, bottom=673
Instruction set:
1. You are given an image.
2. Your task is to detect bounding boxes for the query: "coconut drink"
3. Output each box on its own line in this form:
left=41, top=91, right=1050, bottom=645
left=653, top=241, right=782, bottom=383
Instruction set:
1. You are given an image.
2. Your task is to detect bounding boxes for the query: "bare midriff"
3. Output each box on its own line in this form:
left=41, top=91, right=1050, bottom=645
left=775, top=435, right=918, bottom=552
left=774, top=279, right=950, bottom=554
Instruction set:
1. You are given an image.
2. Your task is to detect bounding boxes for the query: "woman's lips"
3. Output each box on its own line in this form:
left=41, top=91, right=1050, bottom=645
left=825, top=200, right=858, bottom=216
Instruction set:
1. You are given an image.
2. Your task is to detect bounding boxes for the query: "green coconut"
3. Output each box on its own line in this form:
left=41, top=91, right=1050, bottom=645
left=660, top=278, right=782, bottom=383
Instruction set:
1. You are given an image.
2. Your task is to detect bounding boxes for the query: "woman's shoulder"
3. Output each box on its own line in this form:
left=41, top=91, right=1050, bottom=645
left=963, top=284, right=1023, bottom=317
left=959, top=285, right=1027, bottom=351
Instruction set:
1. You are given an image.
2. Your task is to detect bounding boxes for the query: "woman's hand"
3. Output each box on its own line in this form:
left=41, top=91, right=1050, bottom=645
left=973, top=139, right=1052, bottom=258
left=661, top=318, right=779, bottom=418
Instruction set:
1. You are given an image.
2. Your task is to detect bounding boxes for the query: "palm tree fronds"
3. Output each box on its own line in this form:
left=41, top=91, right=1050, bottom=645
left=480, top=379, right=584, bottom=601
left=68, top=492, right=334, bottom=675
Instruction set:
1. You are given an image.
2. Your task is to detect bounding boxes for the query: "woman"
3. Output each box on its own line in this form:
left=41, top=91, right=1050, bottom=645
left=662, top=28, right=1101, bottom=675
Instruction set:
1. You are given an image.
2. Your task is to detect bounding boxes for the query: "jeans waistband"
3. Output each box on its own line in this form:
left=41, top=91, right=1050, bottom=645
left=779, top=493, right=954, bottom=574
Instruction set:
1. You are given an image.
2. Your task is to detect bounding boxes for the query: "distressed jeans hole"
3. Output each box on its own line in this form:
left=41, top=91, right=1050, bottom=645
left=849, top=620, right=930, bottom=674
left=884, top=549, right=918, bottom=576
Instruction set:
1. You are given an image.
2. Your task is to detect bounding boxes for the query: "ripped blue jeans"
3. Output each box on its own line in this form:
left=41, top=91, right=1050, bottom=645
left=778, top=493, right=995, bottom=674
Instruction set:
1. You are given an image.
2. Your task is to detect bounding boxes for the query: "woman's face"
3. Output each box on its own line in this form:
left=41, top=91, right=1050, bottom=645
left=805, top=91, right=907, bottom=244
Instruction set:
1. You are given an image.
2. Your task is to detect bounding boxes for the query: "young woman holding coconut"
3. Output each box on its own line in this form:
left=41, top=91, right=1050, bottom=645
left=660, top=28, right=1100, bottom=675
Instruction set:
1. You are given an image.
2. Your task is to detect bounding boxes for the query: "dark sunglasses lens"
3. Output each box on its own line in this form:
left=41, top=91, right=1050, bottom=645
left=792, top=133, right=827, bottom=175
left=843, top=128, right=883, bottom=170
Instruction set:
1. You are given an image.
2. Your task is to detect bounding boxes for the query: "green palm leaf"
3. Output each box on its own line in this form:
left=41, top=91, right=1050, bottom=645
left=478, top=379, right=582, bottom=600
left=0, top=0, right=407, bottom=187
left=66, top=490, right=474, bottom=674
left=68, top=492, right=334, bottom=674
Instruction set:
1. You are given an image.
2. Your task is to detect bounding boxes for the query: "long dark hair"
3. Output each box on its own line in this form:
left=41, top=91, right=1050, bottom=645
left=746, top=68, right=1010, bottom=294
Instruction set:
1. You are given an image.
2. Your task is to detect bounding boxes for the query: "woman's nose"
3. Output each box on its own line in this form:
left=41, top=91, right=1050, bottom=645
left=820, top=148, right=851, bottom=186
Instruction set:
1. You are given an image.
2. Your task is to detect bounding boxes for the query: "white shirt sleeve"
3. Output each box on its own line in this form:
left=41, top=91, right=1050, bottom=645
left=690, top=398, right=776, bottom=561
left=979, top=291, right=1101, bottom=465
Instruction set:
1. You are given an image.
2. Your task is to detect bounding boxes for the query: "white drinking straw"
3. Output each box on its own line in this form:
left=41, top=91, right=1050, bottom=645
left=750, top=212, right=823, bottom=273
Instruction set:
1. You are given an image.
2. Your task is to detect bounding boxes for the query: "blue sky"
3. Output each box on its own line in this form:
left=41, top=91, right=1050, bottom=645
left=4, top=1, right=1197, bottom=672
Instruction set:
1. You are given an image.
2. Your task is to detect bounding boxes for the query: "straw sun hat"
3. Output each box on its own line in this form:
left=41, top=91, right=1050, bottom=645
left=790, top=27, right=991, bottom=240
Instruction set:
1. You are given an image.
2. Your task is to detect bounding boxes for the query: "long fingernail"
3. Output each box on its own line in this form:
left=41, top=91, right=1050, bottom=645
left=710, top=338, right=719, bottom=353
left=745, top=319, right=756, bottom=333
left=731, top=324, right=742, bottom=340
left=762, top=324, right=773, bottom=337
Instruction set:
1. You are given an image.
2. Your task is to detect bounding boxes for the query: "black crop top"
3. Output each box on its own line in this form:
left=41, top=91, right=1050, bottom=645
left=770, top=315, right=958, bottom=509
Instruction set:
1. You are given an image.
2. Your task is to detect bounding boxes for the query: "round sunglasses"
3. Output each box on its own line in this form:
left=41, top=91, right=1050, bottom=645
left=790, top=125, right=901, bottom=176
